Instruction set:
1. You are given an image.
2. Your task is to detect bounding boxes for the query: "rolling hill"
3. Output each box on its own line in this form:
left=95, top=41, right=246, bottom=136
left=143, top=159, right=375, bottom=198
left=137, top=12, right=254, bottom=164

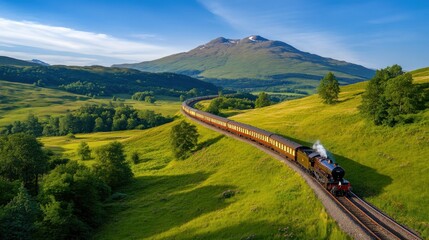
left=115, top=36, right=375, bottom=91
left=0, top=56, right=41, bottom=67
left=0, top=56, right=218, bottom=97
left=230, top=67, right=429, bottom=238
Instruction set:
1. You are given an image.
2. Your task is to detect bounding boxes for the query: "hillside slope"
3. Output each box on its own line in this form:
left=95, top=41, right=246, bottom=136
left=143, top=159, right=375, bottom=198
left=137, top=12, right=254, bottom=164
left=115, top=36, right=375, bottom=90
left=0, top=80, right=181, bottom=128
left=40, top=119, right=348, bottom=239
left=231, top=68, right=429, bottom=238
left=0, top=56, right=218, bottom=97
left=0, top=55, right=41, bottom=67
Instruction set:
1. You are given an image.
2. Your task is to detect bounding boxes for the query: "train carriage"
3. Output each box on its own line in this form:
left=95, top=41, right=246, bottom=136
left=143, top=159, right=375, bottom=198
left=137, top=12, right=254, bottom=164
left=269, top=134, right=302, bottom=161
left=227, top=121, right=272, bottom=147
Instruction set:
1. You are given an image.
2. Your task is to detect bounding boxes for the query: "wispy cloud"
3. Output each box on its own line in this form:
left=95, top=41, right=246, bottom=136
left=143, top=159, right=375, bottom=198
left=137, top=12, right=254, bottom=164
left=368, top=14, right=408, bottom=25
left=0, top=17, right=179, bottom=65
left=199, top=0, right=364, bottom=65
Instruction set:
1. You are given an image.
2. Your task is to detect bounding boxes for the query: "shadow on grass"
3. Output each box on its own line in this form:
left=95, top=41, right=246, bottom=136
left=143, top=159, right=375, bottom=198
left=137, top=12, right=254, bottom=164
left=274, top=134, right=392, bottom=198
left=46, top=146, right=66, bottom=155
left=106, top=172, right=235, bottom=239
left=195, top=135, right=224, bottom=152
left=179, top=221, right=297, bottom=240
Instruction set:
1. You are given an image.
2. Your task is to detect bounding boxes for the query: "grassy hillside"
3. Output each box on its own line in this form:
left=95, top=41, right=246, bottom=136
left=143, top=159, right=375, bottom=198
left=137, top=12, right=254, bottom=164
left=0, top=80, right=181, bottom=128
left=231, top=70, right=429, bottom=238
left=40, top=119, right=348, bottom=239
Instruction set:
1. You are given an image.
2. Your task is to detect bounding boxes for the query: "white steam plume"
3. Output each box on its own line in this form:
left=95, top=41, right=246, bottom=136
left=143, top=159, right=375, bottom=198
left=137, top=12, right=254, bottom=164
left=312, top=140, right=327, bottom=158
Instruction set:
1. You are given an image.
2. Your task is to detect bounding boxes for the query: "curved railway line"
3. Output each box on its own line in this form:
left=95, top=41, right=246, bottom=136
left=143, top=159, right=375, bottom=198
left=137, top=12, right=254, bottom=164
left=182, top=95, right=422, bottom=240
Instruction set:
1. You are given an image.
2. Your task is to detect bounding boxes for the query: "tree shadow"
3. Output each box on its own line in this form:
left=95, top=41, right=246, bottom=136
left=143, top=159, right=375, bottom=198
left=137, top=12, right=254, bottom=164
left=273, top=134, right=392, bottom=198
left=101, top=172, right=236, bottom=239
left=194, top=135, right=224, bottom=152
left=179, top=221, right=297, bottom=239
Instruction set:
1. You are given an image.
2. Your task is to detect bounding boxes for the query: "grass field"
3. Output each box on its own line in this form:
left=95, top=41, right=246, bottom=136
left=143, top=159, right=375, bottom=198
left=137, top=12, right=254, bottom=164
left=0, top=80, right=181, bottom=127
left=40, top=118, right=348, bottom=239
left=231, top=70, right=429, bottom=238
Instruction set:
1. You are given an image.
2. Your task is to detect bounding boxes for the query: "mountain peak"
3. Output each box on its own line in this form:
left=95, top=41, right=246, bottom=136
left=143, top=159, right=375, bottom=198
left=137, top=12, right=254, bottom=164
left=246, top=35, right=268, bottom=42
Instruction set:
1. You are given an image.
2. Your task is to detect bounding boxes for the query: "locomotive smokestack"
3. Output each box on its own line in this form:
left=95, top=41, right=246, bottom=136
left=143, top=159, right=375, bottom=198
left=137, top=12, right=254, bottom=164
left=313, top=140, right=328, bottom=158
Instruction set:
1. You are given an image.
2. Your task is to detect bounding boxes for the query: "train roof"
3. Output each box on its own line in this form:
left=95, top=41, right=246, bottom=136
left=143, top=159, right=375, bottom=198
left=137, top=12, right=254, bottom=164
left=228, top=120, right=273, bottom=137
left=198, top=110, right=231, bottom=123
left=270, top=134, right=302, bottom=149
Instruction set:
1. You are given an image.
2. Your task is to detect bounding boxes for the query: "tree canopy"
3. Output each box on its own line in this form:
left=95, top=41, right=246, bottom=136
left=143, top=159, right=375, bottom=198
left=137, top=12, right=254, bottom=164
left=359, top=65, right=424, bottom=126
left=317, top=72, right=340, bottom=104
left=0, top=133, right=48, bottom=195
left=93, top=142, right=133, bottom=189
left=255, top=92, right=271, bottom=108
left=170, top=121, right=199, bottom=159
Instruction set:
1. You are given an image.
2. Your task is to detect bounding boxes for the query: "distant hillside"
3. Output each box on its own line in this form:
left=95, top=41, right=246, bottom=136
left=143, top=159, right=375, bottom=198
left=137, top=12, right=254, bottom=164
left=0, top=59, right=218, bottom=97
left=115, top=36, right=375, bottom=91
left=0, top=56, right=41, bottom=67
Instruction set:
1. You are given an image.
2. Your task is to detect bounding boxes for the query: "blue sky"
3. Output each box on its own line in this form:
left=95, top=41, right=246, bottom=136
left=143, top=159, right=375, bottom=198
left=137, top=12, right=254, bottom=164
left=0, top=0, right=427, bottom=70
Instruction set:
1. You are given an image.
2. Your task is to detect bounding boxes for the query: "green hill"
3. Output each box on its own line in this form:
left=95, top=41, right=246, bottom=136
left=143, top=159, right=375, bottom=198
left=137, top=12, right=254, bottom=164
left=0, top=56, right=40, bottom=67
left=0, top=80, right=181, bottom=128
left=115, top=36, right=375, bottom=92
left=40, top=119, right=347, bottom=239
left=0, top=57, right=218, bottom=97
left=230, top=68, right=429, bottom=238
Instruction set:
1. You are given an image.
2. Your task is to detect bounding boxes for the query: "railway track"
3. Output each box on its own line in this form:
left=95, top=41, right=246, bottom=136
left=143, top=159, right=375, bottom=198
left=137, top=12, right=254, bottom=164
left=331, top=193, right=422, bottom=240
left=182, top=97, right=422, bottom=240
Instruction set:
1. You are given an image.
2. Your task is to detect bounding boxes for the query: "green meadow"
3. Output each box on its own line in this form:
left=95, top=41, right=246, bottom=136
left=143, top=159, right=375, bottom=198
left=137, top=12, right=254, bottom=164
left=39, top=119, right=348, bottom=239
left=231, top=69, right=429, bottom=238
left=0, top=80, right=181, bottom=127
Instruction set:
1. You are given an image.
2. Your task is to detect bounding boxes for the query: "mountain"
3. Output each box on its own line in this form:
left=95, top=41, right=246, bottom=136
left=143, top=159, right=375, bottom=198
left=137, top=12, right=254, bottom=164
left=114, top=36, right=375, bottom=91
left=0, top=57, right=218, bottom=97
left=30, top=59, right=50, bottom=66
left=0, top=56, right=41, bottom=67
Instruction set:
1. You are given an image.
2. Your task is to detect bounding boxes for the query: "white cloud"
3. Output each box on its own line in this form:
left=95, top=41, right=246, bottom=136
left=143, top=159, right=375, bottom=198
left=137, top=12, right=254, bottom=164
left=0, top=17, right=179, bottom=65
left=199, top=0, right=364, bottom=65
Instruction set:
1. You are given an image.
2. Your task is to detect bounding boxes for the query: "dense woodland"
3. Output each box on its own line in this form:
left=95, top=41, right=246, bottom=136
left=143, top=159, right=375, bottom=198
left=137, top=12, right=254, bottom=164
left=0, top=65, right=218, bottom=97
left=0, top=133, right=133, bottom=239
left=1, top=103, right=172, bottom=137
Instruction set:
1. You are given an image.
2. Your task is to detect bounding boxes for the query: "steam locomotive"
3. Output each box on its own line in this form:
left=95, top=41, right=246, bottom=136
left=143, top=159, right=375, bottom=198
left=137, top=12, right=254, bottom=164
left=182, top=96, right=351, bottom=196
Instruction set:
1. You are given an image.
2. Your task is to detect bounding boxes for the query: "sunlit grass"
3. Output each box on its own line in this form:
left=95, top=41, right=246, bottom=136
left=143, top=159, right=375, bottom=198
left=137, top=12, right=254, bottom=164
left=41, top=118, right=348, bottom=239
left=231, top=72, right=429, bottom=238
left=0, top=80, right=181, bottom=127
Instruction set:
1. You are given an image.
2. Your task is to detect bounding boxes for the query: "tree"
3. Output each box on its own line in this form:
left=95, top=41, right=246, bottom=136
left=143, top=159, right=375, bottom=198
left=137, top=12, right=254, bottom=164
left=359, top=65, right=422, bottom=126
left=25, top=114, right=43, bottom=137
left=93, top=142, right=133, bottom=188
left=94, top=117, right=105, bottom=132
left=0, top=185, right=40, bottom=240
left=170, top=121, right=199, bottom=159
left=255, top=92, right=271, bottom=108
left=0, top=133, right=48, bottom=195
left=144, top=95, right=156, bottom=103
left=77, top=142, right=91, bottom=160
left=317, top=72, right=340, bottom=104
left=40, top=161, right=110, bottom=239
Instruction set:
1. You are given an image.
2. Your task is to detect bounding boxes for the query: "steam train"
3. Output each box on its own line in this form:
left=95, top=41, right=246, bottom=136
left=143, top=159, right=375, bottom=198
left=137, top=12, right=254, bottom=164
left=182, top=95, right=351, bottom=196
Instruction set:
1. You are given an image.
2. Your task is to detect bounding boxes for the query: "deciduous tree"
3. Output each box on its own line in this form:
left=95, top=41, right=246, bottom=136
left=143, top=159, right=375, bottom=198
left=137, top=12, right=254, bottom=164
left=93, top=142, right=133, bottom=188
left=255, top=92, right=271, bottom=108
left=170, top=121, right=199, bottom=159
left=317, top=72, right=340, bottom=104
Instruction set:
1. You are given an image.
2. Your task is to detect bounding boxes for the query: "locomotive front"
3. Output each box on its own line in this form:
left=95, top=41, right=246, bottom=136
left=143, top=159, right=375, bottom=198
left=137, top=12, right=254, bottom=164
left=313, top=156, right=351, bottom=195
